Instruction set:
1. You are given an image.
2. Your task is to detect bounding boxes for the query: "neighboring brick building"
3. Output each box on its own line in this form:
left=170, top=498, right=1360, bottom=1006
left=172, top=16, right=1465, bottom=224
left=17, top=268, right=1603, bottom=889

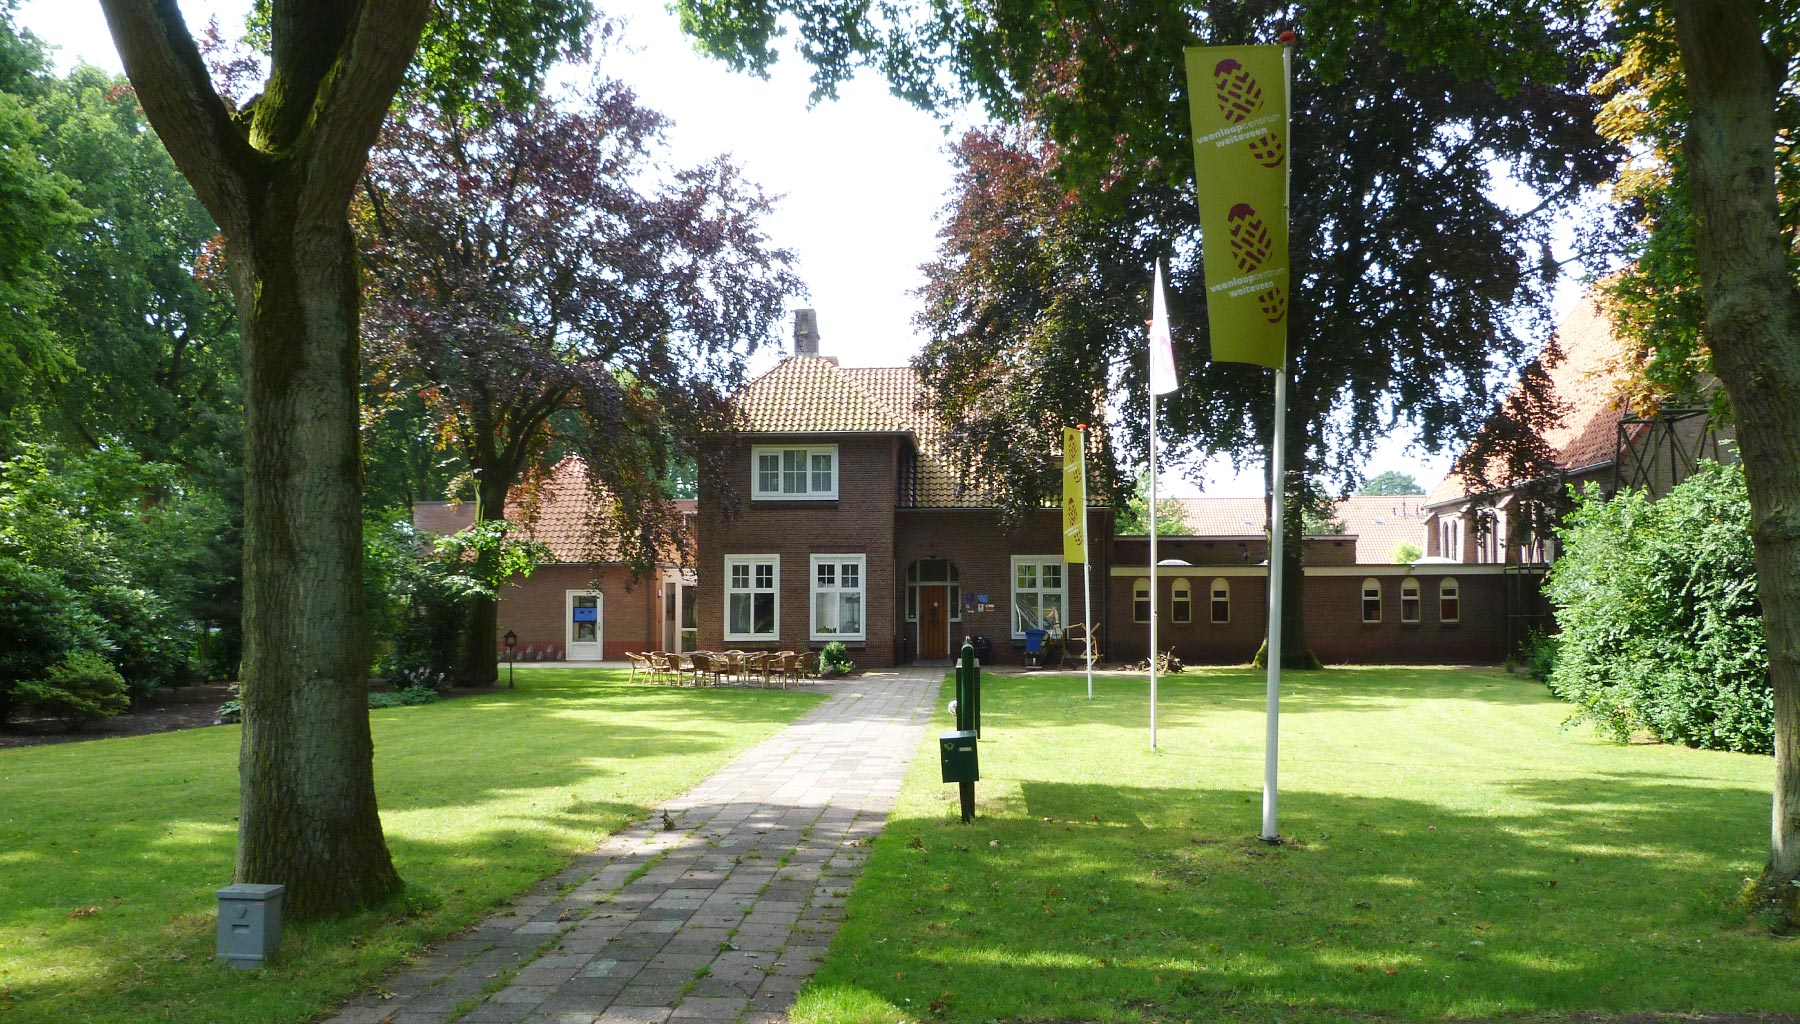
left=414, top=458, right=695, bottom=662
left=696, top=329, right=1112, bottom=666
left=1106, top=495, right=1514, bottom=665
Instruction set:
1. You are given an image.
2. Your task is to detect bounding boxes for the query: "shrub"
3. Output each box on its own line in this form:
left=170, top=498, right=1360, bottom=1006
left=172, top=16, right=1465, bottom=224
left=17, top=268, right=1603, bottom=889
left=818, top=641, right=854, bottom=678
left=1544, top=462, right=1770, bottom=753
left=1521, top=628, right=1558, bottom=681
left=368, top=686, right=440, bottom=710
left=17, top=651, right=129, bottom=730
left=0, top=555, right=111, bottom=725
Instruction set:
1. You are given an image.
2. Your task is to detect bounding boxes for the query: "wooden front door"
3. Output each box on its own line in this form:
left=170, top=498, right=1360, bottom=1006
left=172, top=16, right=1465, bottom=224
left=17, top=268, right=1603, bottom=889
left=920, top=584, right=950, bottom=660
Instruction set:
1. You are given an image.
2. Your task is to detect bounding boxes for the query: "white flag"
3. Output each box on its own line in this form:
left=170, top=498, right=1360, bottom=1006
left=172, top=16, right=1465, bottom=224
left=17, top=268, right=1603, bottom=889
left=1149, top=261, right=1178, bottom=395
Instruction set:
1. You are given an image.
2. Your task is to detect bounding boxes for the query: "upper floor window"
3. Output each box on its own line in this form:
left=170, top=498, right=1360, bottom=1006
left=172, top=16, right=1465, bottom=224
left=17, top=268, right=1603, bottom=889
left=725, top=555, right=779, bottom=640
left=752, top=445, right=838, bottom=500
left=1362, top=577, right=1382, bottom=624
left=1172, top=579, right=1192, bottom=624
left=1440, top=577, right=1460, bottom=623
left=1012, top=556, right=1065, bottom=637
left=1401, top=576, right=1422, bottom=623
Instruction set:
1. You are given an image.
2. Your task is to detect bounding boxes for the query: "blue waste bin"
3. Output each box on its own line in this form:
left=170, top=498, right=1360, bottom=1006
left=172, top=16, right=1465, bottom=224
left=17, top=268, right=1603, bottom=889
left=1024, top=628, right=1047, bottom=665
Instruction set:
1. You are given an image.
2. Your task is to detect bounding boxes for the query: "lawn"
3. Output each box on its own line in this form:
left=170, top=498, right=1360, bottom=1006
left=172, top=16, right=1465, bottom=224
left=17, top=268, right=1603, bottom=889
left=797, top=666, right=1792, bottom=1024
left=0, top=668, right=823, bottom=1024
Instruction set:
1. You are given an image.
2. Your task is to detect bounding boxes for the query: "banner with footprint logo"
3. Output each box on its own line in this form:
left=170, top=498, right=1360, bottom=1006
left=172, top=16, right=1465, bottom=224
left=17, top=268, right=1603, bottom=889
left=1183, top=45, right=1289, bottom=369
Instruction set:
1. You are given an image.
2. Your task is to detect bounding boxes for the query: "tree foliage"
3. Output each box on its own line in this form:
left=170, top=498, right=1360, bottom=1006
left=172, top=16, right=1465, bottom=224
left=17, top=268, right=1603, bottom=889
left=361, top=63, right=801, bottom=682
left=885, top=4, right=1613, bottom=663
left=1545, top=463, right=1770, bottom=753
left=1359, top=471, right=1424, bottom=496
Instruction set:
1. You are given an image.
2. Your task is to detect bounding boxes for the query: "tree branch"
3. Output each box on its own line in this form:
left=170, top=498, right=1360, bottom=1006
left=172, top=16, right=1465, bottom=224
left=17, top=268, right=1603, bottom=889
left=295, top=0, right=430, bottom=224
left=97, top=0, right=258, bottom=231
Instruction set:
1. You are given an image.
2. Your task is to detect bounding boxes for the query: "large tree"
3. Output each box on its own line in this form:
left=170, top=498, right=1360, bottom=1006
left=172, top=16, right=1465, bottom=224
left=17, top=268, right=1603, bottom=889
left=1667, top=0, right=1800, bottom=926
left=95, top=0, right=589, bottom=917
left=361, top=69, right=801, bottom=685
left=883, top=3, right=1612, bottom=666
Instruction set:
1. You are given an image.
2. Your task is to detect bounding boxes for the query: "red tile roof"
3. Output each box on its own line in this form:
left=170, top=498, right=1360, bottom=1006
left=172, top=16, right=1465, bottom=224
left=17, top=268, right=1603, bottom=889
left=412, top=456, right=691, bottom=565
left=736, top=356, right=999, bottom=507
left=1160, top=495, right=1428, bottom=563
left=1427, top=290, right=1632, bottom=505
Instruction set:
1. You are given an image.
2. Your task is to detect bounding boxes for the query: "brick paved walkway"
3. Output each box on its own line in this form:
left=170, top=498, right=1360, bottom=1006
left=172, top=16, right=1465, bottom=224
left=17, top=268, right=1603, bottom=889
left=325, top=667, right=943, bottom=1024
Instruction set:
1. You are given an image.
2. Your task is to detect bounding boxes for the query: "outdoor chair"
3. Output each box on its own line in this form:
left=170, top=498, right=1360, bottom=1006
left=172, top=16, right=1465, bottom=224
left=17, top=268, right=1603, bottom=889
left=722, top=649, right=748, bottom=684
left=744, top=652, right=771, bottom=688
left=774, top=651, right=799, bottom=689
left=626, top=651, right=653, bottom=683
left=648, top=652, right=681, bottom=684
left=689, top=651, right=724, bottom=687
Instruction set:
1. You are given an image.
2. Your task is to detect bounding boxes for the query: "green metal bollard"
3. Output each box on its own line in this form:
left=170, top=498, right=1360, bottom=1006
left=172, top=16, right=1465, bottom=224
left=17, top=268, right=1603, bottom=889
left=959, top=637, right=981, bottom=737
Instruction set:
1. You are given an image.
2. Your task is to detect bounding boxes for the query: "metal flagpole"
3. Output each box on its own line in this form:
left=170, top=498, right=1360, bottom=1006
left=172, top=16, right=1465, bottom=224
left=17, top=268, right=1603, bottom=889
left=1148, top=389, right=1160, bottom=750
left=1260, top=37, right=1296, bottom=845
left=1081, top=424, right=1094, bottom=701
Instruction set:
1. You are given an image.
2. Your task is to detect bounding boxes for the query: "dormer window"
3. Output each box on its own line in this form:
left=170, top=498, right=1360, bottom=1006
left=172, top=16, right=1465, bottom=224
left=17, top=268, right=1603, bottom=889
left=753, top=445, right=838, bottom=500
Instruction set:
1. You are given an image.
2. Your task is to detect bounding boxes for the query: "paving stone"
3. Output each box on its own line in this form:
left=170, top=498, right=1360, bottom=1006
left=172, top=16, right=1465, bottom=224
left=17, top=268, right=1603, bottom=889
left=322, top=670, right=937, bottom=1024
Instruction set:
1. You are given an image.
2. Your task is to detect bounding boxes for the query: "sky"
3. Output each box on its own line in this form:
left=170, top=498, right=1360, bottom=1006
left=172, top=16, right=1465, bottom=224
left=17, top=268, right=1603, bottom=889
left=14, top=0, right=1543, bottom=498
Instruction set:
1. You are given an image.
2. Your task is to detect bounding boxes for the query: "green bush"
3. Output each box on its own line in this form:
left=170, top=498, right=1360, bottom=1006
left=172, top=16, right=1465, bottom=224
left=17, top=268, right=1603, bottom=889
left=1544, top=462, right=1770, bottom=753
left=367, top=686, right=440, bottom=710
left=818, top=641, right=854, bottom=678
left=1521, top=628, right=1558, bottom=681
left=17, top=650, right=129, bottom=730
left=0, top=555, right=111, bottom=724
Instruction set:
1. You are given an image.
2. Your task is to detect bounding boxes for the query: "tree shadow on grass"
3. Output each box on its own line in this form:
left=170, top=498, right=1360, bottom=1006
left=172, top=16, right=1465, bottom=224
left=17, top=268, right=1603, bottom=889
left=804, top=776, right=1787, bottom=1024
left=986, top=666, right=1555, bottom=722
left=0, top=676, right=823, bottom=1023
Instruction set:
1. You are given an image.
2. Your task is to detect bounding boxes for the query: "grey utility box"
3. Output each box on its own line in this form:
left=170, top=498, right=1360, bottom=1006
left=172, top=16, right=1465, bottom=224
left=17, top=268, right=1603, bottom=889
left=216, top=883, right=285, bottom=968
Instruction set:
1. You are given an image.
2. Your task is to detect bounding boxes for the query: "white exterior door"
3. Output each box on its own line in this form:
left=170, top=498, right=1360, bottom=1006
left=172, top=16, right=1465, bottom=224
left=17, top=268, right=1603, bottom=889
left=566, top=591, right=604, bottom=661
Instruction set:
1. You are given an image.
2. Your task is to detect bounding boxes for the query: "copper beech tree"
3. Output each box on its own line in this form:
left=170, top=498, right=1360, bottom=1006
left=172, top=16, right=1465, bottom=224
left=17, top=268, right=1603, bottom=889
left=360, top=73, right=801, bottom=686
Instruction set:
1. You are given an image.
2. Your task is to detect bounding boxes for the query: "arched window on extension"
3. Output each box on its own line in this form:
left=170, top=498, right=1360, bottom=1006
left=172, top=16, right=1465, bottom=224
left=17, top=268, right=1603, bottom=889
left=1133, top=578, right=1151, bottom=623
left=1401, top=577, right=1421, bottom=623
left=1210, top=578, right=1230, bottom=624
left=1440, top=577, right=1460, bottom=624
left=1172, top=579, right=1192, bottom=624
left=1362, top=577, right=1382, bottom=624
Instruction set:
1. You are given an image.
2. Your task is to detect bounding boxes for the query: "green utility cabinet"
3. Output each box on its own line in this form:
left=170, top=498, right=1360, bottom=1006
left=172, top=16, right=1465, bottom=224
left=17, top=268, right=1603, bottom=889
left=940, top=729, right=979, bottom=783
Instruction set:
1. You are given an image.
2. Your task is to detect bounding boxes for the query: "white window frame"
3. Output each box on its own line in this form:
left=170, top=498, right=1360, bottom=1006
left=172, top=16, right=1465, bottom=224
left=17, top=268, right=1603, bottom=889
left=1361, top=577, right=1382, bottom=624
left=810, top=554, right=867, bottom=642
left=1132, top=578, right=1151, bottom=624
left=1172, top=579, right=1192, bottom=624
left=724, top=554, right=780, bottom=641
left=1401, top=576, right=1422, bottom=624
left=1439, top=576, right=1461, bottom=624
left=751, top=445, right=838, bottom=500
left=1011, top=555, right=1067, bottom=638
left=1210, top=577, right=1231, bottom=624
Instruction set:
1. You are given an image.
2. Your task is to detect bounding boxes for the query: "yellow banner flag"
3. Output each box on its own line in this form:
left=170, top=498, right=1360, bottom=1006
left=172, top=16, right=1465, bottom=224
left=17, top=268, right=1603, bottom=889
left=1062, top=427, right=1086, bottom=564
left=1184, top=45, right=1290, bottom=369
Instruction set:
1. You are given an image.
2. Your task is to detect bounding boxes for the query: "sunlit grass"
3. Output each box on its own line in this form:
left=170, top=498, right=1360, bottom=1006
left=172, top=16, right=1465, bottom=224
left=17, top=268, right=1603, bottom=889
left=0, top=669, right=822, bottom=1023
left=796, top=666, right=1787, bottom=1024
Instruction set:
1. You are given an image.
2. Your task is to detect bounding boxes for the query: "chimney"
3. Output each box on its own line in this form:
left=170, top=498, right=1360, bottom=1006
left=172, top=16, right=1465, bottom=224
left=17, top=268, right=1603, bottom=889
left=793, top=309, right=820, bottom=357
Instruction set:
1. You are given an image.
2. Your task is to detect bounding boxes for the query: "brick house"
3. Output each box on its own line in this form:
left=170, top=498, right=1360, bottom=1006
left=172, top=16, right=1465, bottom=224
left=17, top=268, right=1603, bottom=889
left=414, top=458, right=695, bottom=662
left=1106, top=494, right=1515, bottom=665
left=696, top=334, right=1113, bottom=666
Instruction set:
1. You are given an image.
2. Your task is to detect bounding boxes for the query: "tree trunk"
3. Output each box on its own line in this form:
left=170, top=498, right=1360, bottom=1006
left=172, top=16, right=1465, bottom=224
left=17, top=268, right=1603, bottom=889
left=1673, top=0, right=1800, bottom=925
left=231, top=194, right=401, bottom=917
left=458, top=473, right=508, bottom=687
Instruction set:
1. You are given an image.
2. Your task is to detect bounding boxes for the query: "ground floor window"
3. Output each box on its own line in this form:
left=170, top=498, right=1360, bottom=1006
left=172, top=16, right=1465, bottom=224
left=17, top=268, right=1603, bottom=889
left=1439, top=577, right=1460, bottom=623
left=1210, top=578, right=1230, bottom=623
left=1362, top=577, right=1382, bottom=624
left=1013, top=556, right=1065, bottom=636
left=811, top=554, right=866, bottom=641
left=1133, top=578, right=1151, bottom=623
left=1172, top=579, right=1192, bottom=623
left=1401, top=576, right=1421, bottom=623
left=725, top=555, right=778, bottom=640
